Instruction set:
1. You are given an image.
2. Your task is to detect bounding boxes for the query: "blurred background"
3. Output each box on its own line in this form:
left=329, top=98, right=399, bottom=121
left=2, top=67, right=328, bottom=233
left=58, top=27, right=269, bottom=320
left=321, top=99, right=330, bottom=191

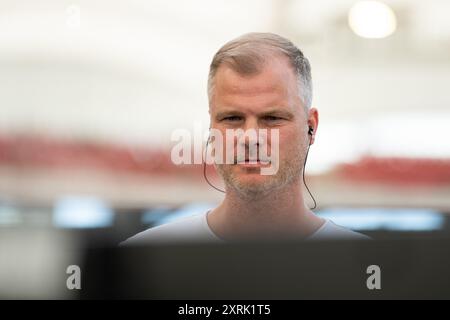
left=1, top=1, right=450, bottom=296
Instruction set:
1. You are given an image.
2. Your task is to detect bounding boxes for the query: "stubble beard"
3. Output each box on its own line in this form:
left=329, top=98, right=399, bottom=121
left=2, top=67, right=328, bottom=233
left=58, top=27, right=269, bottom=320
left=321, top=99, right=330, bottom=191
left=216, top=146, right=305, bottom=201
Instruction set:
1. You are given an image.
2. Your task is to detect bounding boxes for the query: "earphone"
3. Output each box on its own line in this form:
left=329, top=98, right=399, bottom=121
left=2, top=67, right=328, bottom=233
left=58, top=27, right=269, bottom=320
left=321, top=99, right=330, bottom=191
left=304, top=126, right=317, bottom=209
left=203, top=130, right=226, bottom=193
left=203, top=126, right=317, bottom=210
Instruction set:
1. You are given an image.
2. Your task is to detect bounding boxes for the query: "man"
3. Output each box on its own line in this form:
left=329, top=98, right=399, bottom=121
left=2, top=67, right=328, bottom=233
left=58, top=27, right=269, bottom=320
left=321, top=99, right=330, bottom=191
left=122, top=32, right=369, bottom=244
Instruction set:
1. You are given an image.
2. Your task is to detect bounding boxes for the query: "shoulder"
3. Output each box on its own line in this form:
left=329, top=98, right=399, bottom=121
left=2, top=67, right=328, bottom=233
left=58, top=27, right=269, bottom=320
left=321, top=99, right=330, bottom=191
left=308, top=219, right=371, bottom=241
left=120, top=213, right=216, bottom=246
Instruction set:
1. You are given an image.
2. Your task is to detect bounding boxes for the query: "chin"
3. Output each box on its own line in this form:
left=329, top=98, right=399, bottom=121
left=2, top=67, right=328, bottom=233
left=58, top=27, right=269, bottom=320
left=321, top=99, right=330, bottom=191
left=232, top=173, right=277, bottom=195
left=238, top=172, right=269, bottom=182
left=218, top=164, right=282, bottom=196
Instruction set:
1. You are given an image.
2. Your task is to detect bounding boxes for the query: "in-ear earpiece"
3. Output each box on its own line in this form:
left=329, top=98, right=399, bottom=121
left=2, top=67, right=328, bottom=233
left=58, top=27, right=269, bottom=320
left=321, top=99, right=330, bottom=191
left=304, top=125, right=317, bottom=209
left=203, top=126, right=225, bottom=193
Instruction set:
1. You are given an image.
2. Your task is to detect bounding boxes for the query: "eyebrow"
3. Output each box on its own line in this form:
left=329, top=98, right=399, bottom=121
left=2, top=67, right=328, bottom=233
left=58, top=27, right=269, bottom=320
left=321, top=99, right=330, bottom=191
left=214, top=110, right=246, bottom=120
left=214, top=108, right=294, bottom=120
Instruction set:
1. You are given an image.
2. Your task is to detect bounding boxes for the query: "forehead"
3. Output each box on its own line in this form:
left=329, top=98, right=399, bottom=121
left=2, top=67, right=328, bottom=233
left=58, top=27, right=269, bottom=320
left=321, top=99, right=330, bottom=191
left=211, top=56, right=300, bottom=113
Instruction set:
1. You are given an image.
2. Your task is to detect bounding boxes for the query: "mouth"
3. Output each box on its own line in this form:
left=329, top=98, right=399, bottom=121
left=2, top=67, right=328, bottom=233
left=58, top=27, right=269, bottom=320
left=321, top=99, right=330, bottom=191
left=235, top=159, right=271, bottom=167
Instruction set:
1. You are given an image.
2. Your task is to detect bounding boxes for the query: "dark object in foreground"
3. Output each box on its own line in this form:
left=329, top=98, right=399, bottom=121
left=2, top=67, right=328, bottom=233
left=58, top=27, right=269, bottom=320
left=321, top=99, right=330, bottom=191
left=80, top=236, right=450, bottom=299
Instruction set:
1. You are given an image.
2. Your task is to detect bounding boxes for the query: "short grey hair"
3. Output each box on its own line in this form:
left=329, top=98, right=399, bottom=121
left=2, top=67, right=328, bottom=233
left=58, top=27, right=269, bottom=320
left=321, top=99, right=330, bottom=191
left=207, top=32, right=313, bottom=110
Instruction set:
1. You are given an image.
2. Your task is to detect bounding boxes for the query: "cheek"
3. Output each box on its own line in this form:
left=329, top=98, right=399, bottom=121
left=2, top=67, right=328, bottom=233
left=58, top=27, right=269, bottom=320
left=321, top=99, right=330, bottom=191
left=275, top=128, right=303, bottom=155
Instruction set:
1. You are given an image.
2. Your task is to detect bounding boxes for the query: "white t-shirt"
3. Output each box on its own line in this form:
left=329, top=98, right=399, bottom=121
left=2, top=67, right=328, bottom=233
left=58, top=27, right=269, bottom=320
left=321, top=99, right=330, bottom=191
left=121, top=211, right=370, bottom=246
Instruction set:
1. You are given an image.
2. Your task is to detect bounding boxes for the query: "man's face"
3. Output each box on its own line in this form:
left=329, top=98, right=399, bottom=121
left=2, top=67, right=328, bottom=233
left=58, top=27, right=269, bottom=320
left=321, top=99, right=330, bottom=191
left=209, top=55, right=316, bottom=199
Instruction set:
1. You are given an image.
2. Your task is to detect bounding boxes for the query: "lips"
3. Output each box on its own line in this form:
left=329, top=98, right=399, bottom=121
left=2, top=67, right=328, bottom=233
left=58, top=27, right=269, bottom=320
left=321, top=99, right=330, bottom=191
left=236, top=158, right=270, bottom=165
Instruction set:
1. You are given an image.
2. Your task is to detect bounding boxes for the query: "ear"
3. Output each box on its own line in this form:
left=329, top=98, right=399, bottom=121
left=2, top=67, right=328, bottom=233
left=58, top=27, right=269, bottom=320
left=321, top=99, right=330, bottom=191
left=307, top=107, right=319, bottom=145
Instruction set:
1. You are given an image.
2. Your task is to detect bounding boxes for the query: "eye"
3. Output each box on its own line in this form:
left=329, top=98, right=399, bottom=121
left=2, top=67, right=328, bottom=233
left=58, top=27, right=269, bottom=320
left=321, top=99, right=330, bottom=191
left=223, top=116, right=242, bottom=121
left=264, top=116, right=282, bottom=121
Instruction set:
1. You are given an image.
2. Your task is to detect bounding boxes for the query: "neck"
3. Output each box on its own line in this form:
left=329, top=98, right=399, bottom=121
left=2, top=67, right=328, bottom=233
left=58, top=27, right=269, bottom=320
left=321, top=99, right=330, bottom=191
left=207, top=178, right=324, bottom=241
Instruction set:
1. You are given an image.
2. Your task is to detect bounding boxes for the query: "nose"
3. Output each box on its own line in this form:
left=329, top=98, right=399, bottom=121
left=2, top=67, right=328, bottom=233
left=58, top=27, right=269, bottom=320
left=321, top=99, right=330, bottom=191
left=239, top=118, right=260, bottom=147
left=242, top=117, right=259, bottom=132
